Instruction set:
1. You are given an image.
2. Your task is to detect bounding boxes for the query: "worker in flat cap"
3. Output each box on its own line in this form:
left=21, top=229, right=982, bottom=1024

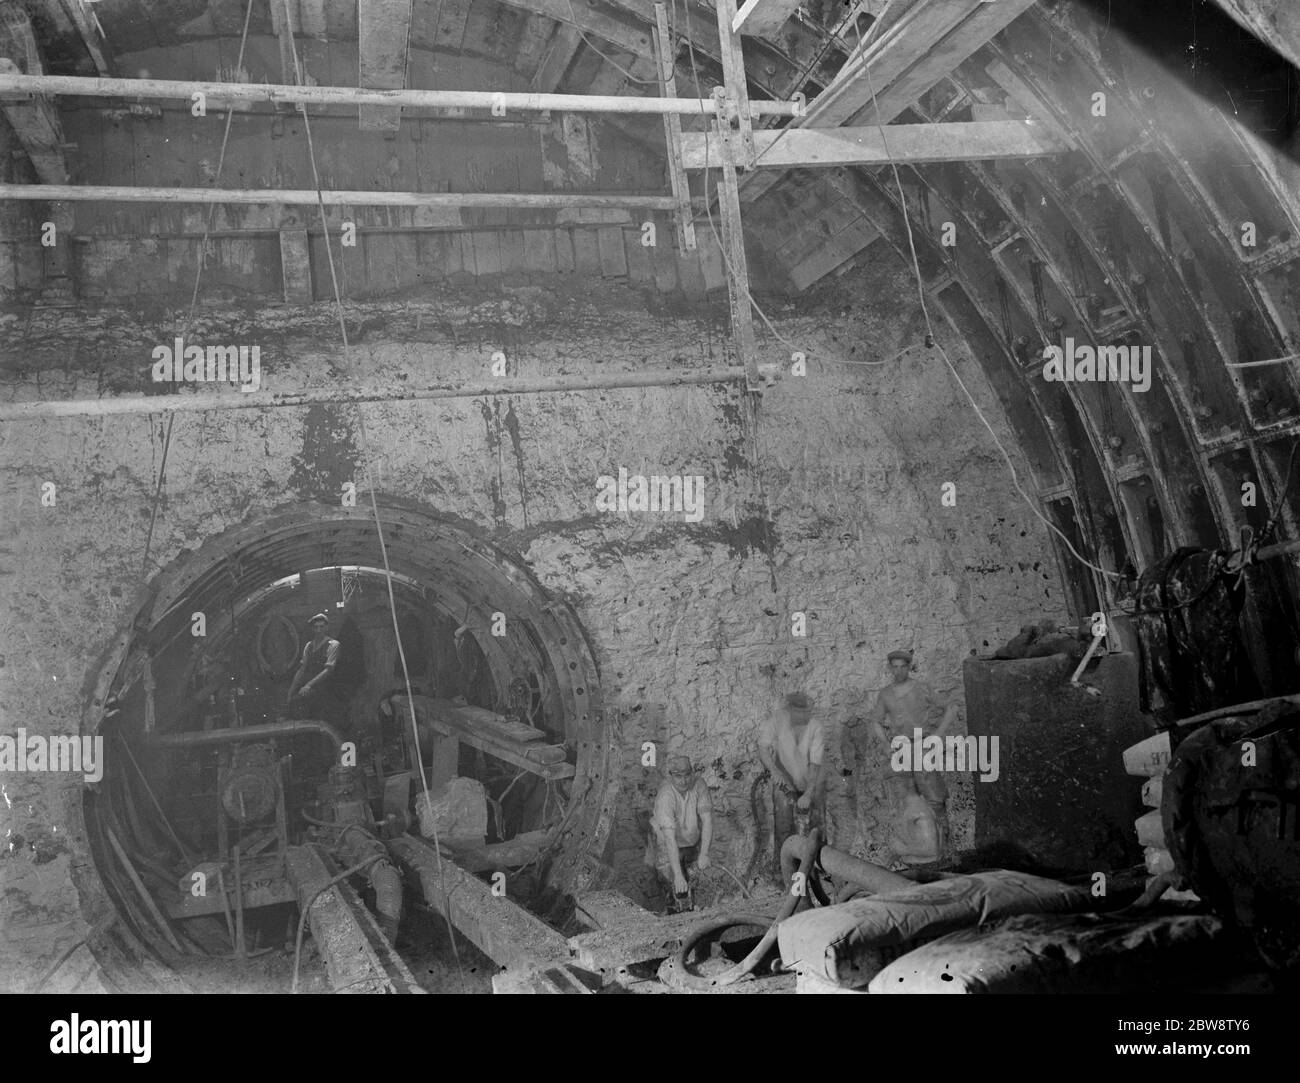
left=842, top=649, right=959, bottom=862
left=647, top=753, right=712, bottom=912
left=287, top=612, right=344, bottom=725
left=757, top=691, right=827, bottom=875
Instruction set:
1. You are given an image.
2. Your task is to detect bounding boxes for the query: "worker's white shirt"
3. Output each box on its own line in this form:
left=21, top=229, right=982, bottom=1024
left=652, top=778, right=709, bottom=848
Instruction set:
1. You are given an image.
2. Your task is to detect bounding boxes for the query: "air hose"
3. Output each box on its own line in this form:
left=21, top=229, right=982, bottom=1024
left=663, top=828, right=823, bottom=991
left=742, top=771, right=768, bottom=887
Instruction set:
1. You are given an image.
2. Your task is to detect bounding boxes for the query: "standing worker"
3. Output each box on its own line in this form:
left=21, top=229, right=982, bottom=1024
left=287, top=613, right=345, bottom=728
left=844, top=649, right=959, bottom=863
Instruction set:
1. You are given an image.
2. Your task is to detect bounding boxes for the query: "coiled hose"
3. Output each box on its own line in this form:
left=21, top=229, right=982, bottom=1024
left=663, top=828, right=823, bottom=991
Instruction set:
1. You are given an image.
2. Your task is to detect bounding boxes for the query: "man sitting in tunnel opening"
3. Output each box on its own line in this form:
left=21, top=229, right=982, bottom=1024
left=758, top=692, right=827, bottom=867
left=647, top=754, right=713, bottom=912
left=287, top=613, right=346, bottom=730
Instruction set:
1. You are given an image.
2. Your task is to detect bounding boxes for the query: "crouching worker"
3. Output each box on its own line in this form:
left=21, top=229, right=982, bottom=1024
left=646, top=755, right=713, bottom=912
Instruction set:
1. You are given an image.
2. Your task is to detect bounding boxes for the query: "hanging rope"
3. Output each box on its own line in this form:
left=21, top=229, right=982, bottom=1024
left=278, top=0, right=467, bottom=992
left=140, top=0, right=256, bottom=579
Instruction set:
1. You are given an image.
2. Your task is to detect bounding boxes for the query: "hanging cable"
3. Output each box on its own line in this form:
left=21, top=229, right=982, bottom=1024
left=562, top=0, right=660, bottom=86
left=278, top=0, right=466, bottom=991
left=672, top=0, right=785, bottom=589
left=751, top=0, right=899, bottom=170
left=846, top=16, right=1123, bottom=583
left=675, top=0, right=804, bottom=362
left=140, top=0, right=256, bottom=578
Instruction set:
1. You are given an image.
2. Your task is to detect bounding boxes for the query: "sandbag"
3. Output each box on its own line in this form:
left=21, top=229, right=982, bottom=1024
left=776, top=869, right=1089, bottom=989
left=868, top=911, right=1228, bottom=993
left=890, top=789, right=942, bottom=865
left=417, top=776, right=488, bottom=844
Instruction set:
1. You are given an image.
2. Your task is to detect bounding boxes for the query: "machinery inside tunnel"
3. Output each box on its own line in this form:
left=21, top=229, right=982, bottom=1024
left=76, top=503, right=608, bottom=991
left=2, top=0, right=1300, bottom=1012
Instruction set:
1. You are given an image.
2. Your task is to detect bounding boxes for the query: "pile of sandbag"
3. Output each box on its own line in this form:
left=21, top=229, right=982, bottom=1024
left=1122, top=731, right=1199, bottom=903
left=777, top=869, right=1091, bottom=991
left=991, top=619, right=1090, bottom=662
left=867, top=911, right=1230, bottom=993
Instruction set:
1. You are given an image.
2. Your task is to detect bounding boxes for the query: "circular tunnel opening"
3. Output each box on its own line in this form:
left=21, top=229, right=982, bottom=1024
left=75, top=500, right=606, bottom=986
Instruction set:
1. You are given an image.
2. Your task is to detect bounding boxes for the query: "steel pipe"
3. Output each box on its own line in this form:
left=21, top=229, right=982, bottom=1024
left=149, top=719, right=343, bottom=752
left=0, top=72, right=802, bottom=117
left=0, top=367, right=751, bottom=421
left=0, top=183, right=679, bottom=210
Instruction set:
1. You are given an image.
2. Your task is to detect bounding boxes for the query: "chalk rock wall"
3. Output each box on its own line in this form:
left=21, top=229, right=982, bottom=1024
left=0, top=264, right=1063, bottom=985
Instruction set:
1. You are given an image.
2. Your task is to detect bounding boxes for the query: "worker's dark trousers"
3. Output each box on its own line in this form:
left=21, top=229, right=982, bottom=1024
left=291, top=686, right=348, bottom=728
left=771, top=784, right=825, bottom=879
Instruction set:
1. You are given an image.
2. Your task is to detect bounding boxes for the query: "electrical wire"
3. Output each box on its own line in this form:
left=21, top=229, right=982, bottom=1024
left=847, top=14, right=1124, bottom=584
left=670, top=0, right=835, bottom=366
left=140, top=0, right=255, bottom=578
left=675, top=16, right=809, bottom=366
left=278, top=0, right=466, bottom=992
left=563, top=0, right=660, bottom=87
left=670, top=0, right=780, bottom=591
left=750, top=0, right=897, bottom=171
left=678, top=3, right=1119, bottom=588
left=779, top=0, right=893, bottom=106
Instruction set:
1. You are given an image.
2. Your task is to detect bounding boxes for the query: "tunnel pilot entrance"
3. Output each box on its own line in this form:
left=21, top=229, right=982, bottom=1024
left=76, top=501, right=607, bottom=988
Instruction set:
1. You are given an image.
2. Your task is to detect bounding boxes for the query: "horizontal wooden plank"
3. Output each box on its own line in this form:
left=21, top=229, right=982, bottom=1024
left=165, top=878, right=298, bottom=920
left=686, top=120, right=1062, bottom=169
left=400, top=697, right=576, bottom=781
left=739, top=0, right=1036, bottom=202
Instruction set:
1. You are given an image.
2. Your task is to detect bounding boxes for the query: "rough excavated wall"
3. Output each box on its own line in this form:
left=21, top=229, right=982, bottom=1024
left=0, top=262, right=1063, bottom=986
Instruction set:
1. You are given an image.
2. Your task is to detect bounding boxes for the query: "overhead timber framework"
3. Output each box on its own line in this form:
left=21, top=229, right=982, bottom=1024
left=0, top=0, right=1064, bottom=394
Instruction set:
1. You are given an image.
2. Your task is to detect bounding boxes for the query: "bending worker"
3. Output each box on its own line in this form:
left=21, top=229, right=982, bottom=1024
left=757, top=692, right=827, bottom=864
left=648, top=755, right=713, bottom=911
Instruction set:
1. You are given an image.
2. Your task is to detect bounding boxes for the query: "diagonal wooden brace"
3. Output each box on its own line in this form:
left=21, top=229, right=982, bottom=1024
left=710, top=88, right=762, bottom=394
left=653, top=3, right=696, bottom=252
